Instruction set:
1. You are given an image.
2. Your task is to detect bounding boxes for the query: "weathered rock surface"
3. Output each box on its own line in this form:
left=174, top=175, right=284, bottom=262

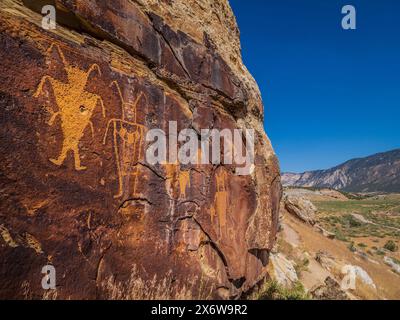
left=0, top=0, right=281, bottom=299
left=383, top=256, right=400, bottom=274
left=315, top=251, right=338, bottom=272
left=268, top=253, right=298, bottom=288
left=310, top=277, right=349, bottom=300
left=284, top=195, right=316, bottom=225
left=315, top=225, right=335, bottom=239
left=351, top=266, right=377, bottom=290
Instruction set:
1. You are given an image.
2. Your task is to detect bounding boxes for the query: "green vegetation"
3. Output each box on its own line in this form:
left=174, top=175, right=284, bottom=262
left=285, top=186, right=319, bottom=192
left=348, top=242, right=356, bottom=252
left=337, top=190, right=371, bottom=200
left=257, top=280, right=310, bottom=300
left=333, top=228, right=348, bottom=242
left=315, top=197, right=400, bottom=216
left=392, top=257, right=400, bottom=265
left=376, top=249, right=385, bottom=256
left=294, top=258, right=310, bottom=276
left=315, top=195, right=400, bottom=241
left=383, top=240, right=398, bottom=252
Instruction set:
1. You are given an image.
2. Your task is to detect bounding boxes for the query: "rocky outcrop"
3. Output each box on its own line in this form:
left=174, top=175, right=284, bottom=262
left=315, top=251, right=338, bottom=272
left=310, top=277, right=349, bottom=300
left=351, top=266, right=377, bottom=290
left=383, top=256, right=400, bottom=274
left=284, top=195, right=316, bottom=225
left=268, top=253, right=298, bottom=288
left=0, top=0, right=281, bottom=299
left=315, top=225, right=335, bottom=239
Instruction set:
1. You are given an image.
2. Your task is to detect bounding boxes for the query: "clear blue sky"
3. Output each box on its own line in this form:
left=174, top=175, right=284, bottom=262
left=229, top=0, right=400, bottom=173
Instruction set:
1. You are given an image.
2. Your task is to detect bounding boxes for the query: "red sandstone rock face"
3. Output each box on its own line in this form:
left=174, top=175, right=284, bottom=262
left=0, top=0, right=281, bottom=299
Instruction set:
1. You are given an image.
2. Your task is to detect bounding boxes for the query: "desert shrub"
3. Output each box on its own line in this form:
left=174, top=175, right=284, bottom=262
left=383, top=240, right=398, bottom=252
left=338, top=191, right=370, bottom=200
left=357, top=243, right=367, bottom=248
left=348, top=242, right=356, bottom=252
left=257, top=280, right=309, bottom=300
left=343, top=214, right=362, bottom=228
left=294, top=258, right=310, bottom=276
left=333, top=228, right=348, bottom=242
left=376, top=249, right=385, bottom=256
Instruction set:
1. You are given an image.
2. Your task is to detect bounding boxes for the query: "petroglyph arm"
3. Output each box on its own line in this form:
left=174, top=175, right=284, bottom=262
left=88, top=120, right=94, bottom=138
left=87, top=92, right=106, bottom=117
left=85, top=64, right=102, bottom=84
left=47, top=43, right=68, bottom=66
left=34, top=75, right=58, bottom=98
left=47, top=110, right=60, bottom=126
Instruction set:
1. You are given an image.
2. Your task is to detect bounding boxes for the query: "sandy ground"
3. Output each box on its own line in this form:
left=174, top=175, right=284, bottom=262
left=280, top=213, right=400, bottom=299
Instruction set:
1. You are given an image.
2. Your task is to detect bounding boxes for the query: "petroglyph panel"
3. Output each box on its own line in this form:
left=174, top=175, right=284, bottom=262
left=0, top=0, right=280, bottom=299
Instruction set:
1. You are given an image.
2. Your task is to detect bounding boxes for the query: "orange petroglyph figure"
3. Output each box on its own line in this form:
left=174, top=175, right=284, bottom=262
left=163, top=162, right=190, bottom=200
left=211, top=169, right=229, bottom=237
left=34, top=43, right=105, bottom=171
left=179, top=171, right=190, bottom=199
left=103, top=81, right=146, bottom=198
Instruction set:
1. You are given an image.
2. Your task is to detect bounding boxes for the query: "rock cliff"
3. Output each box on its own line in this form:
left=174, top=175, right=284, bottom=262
left=0, top=0, right=281, bottom=299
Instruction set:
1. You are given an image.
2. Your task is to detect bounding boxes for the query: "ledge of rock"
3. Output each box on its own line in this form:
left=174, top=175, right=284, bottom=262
left=0, top=0, right=281, bottom=299
left=284, top=195, right=316, bottom=225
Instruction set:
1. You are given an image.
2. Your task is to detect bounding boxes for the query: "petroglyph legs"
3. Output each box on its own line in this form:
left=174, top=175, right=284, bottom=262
left=104, top=119, right=145, bottom=197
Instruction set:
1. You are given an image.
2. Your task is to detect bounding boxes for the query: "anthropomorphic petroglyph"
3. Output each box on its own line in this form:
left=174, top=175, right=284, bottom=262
left=34, top=43, right=105, bottom=170
left=211, top=169, right=229, bottom=238
left=103, top=81, right=146, bottom=198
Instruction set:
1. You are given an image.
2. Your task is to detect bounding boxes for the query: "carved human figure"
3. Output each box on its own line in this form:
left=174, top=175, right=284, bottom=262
left=34, top=43, right=105, bottom=170
left=103, top=81, right=146, bottom=198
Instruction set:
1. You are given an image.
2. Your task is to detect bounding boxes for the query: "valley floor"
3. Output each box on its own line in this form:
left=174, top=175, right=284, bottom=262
left=273, top=188, right=400, bottom=300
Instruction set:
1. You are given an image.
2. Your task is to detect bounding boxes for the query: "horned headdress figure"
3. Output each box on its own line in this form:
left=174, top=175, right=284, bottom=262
left=34, top=43, right=105, bottom=171
left=103, top=81, right=147, bottom=198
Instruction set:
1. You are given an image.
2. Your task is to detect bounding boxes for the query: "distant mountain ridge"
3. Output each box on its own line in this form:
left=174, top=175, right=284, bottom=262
left=282, top=149, right=400, bottom=193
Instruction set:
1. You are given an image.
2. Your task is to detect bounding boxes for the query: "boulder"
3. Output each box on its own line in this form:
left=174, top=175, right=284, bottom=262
left=315, top=251, right=338, bottom=272
left=268, top=253, right=298, bottom=288
left=315, top=225, right=335, bottom=239
left=352, top=266, right=376, bottom=290
left=284, top=195, right=316, bottom=225
left=383, top=256, right=400, bottom=274
left=310, top=277, right=349, bottom=300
